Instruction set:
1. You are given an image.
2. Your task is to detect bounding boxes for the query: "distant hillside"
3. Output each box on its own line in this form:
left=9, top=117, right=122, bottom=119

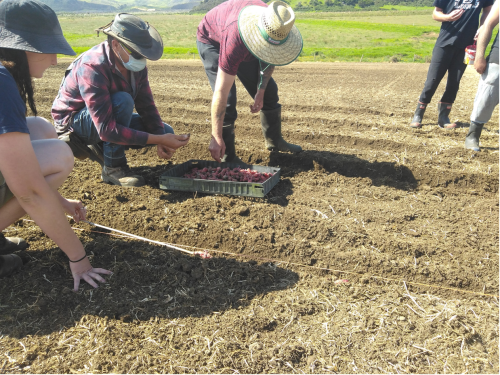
left=38, top=0, right=116, bottom=12
left=83, top=0, right=199, bottom=12
left=190, top=0, right=227, bottom=13
left=38, top=0, right=199, bottom=13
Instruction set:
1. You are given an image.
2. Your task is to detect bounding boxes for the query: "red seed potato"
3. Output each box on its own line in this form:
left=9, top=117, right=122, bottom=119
left=183, top=167, right=274, bottom=183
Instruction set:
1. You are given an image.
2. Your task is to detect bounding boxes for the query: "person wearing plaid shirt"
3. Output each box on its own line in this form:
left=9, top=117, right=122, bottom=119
left=52, top=14, right=189, bottom=187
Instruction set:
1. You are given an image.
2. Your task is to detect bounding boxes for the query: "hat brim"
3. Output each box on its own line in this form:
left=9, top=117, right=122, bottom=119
left=238, top=5, right=302, bottom=66
left=0, top=27, right=76, bottom=55
left=100, top=23, right=163, bottom=61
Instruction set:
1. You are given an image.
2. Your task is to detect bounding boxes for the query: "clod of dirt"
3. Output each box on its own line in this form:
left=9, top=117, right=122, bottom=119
left=237, top=207, right=250, bottom=216
left=120, top=314, right=132, bottom=323
left=190, top=267, right=203, bottom=280
left=180, top=260, right=193, bottom=272
left=249, top=342, right=263, bottom=351
left=306, top=355, right=316, bottom=366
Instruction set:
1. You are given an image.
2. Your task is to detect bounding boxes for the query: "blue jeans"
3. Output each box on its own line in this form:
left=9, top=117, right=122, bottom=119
left=70, top=92, right=174, bottom=167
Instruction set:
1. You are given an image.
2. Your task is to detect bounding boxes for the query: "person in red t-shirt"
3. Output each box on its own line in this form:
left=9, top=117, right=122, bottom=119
left=197, top=0, right=303, bottom=163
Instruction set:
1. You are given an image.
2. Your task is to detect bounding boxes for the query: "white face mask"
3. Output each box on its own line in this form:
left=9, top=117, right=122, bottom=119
left=116, top=43, right=147, bottom=72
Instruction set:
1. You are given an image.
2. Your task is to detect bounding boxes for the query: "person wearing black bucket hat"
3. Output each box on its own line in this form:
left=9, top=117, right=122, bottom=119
left=52, top=13, right=190, bottom=187
left=197, top=0, right=303, bottom=163
left=0, top=0, right=112, bottom=289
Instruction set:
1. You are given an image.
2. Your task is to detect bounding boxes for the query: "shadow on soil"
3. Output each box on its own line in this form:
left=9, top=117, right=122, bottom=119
left=269, top=150, right=418, bottom=190
left=1, top=237, right=298, bottom=339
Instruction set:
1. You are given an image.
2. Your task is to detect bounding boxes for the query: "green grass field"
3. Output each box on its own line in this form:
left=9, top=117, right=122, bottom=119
left=57, top=9, right=497, bottom=63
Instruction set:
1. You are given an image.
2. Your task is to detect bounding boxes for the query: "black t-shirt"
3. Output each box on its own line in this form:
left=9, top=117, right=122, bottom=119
left=488, top=32, right=499, bottom=64
left=434, top=0, right=494, bottom=49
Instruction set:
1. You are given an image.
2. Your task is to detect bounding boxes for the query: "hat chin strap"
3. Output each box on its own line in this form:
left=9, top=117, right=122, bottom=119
left=257, top=60, right=272, bottom=90
left=257, top=15, right=289, bottom=46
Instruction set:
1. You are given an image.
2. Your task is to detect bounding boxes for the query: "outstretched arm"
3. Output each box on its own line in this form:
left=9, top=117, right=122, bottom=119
left=475, top=2, right=499, bottom=74
left=0, top=133, right=111, bottom=290
left=209, top=68, right=236, bottom=162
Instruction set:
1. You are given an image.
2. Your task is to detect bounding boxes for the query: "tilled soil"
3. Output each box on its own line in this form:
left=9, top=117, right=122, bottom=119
left=0, top=61, right=498, bottom=373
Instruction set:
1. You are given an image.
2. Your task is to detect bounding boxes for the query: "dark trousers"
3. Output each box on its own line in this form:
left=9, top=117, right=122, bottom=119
left=419, top=44, right=467, bottom=104
left=196, top=40, right=280, bottom=126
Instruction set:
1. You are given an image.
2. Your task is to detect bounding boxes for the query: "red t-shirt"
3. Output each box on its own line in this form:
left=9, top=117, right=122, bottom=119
left=197, top=0, right=266, bottom=75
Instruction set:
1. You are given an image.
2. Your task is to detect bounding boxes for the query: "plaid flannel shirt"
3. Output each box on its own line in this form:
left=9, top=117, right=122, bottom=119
left=51, top=41, right=164, bottom=146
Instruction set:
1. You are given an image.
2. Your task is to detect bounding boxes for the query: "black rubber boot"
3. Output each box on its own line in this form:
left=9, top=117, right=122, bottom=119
left=260, top=105, right=302, bottom=153
left=0, top=254, right=23, bottom=278
left=409, top=102, right=427, bottom=129
left=465, top=121, right=484, bottom=151
left=438, top=102, right=457, bottom=129
left=0, top=233, right=28, bottom=256
left=221, top=124, right=244, bottom=163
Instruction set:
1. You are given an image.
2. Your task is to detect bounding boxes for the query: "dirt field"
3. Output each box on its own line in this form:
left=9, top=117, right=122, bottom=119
left=1, top=61, right=498, bottom=373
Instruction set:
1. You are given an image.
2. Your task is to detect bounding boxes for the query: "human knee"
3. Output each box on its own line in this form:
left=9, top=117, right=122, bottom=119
left=163, top=123, right=174, bottom=134
left=110, top=92, right=134, bottom=127
left=111, top=92, right=134, bottom=111
left=54, top=139, right=75, bottom=174
left=26, top=117, right=57, bottom=140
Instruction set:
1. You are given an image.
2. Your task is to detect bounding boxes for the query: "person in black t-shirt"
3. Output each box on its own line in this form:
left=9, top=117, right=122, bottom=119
left=465, top=0, right=499, bottom=151
left=410, top=0, right=493, bottom=129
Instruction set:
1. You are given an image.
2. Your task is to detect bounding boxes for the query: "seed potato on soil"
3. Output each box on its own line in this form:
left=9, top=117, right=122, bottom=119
left=0, top=61, right=498, bottom=373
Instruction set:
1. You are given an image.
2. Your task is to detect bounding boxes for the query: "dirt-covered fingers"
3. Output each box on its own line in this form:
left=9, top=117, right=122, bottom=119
left=63, top=199, right=87, bottom=222
left=73, top=268, right=112, bottom=291
left=161, top=133, right=190, bottom=150
left=81, top=273, right=99, bottom=289
left=209, top=136, right=225, bottom=162
left=157, top=144, right=175, bottom=159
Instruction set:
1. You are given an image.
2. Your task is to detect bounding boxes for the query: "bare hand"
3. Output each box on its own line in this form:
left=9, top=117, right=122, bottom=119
left=158, top=133, right=190, bottom=150
left=474, top=25, right=483, bottom=40
left=209, top=135, right=225, bottom=162
left=474, top=57, right=487, bottom=74
left=63, top=199, right=87, bottom=223
left=249, top=90, right=265, bottom=113
left=157, top=144, right=175, bottom=159
left=70, top=257, right=112, bottom=291
left=447, top=9, right=464, bottom=22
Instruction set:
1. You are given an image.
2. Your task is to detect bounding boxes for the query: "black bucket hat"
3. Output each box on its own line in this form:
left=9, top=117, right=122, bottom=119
left=97, top=13, right=163, bottom=61
left=0, top=0, right=75, bottom=55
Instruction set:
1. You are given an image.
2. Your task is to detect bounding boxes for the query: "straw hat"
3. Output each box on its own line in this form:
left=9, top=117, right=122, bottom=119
left=238, top=1, right=302, bottom=66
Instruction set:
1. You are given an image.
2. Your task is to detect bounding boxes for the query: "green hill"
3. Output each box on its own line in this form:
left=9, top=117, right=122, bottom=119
left=83, top=0, right=199, bottom=11
left=38, top=0, right=199, bottom=13
left=38, top=0, right=115, bottom=12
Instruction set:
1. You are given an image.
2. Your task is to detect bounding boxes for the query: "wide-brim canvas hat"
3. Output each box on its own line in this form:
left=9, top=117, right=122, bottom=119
left=238, top=1, right=302, bottom=66
left=0, top=0, right=75, bottom=55
left=97, top=13, right=163, bottom=61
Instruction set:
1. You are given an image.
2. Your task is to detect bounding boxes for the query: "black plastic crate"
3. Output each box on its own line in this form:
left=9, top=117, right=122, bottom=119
left=159, top=160, right=280, bottom=198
